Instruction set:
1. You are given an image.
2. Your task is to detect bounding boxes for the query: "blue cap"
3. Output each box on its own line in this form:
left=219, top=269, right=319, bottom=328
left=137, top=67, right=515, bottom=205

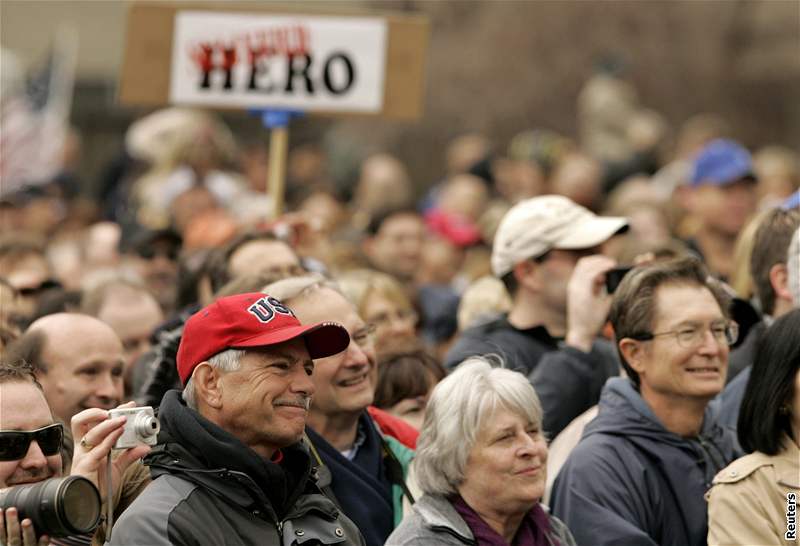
left=690, top=139, right=755, bottom=187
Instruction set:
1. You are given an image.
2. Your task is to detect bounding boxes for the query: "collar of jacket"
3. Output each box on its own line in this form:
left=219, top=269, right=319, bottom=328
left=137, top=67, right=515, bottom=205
left=588, top=377, right=731, bottom=444
left=712, top=434, right=800, bottom=489
left=147, top=390, right=313, bottom=519
left=775, top=434, right=800, bottom=488
left=413, top=494, right=476, bottom=545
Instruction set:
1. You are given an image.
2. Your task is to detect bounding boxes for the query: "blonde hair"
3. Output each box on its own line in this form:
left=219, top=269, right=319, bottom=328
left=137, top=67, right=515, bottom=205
left=457, top=276, right=511, bottom=331
left=336, top=269, right=413, bottom=317
left=730, top=209, right=773, bottom=301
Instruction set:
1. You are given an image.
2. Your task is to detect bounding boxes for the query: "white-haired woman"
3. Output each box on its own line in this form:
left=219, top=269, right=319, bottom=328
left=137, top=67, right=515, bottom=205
left=386, top=357, right=575, bottom=546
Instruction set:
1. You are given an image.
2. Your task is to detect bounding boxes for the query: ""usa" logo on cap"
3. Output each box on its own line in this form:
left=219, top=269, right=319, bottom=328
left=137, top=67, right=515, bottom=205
left=247, top=296, right=296, bottom=323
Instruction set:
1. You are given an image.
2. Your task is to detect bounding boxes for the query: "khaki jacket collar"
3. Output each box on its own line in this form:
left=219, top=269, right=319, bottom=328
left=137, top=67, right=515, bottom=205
left=775, top=434, right=800, bottom=488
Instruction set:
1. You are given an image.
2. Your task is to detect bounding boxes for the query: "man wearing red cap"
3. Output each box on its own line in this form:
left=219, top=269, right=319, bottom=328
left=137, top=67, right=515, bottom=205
left=109, top=293, right=365, bottom=546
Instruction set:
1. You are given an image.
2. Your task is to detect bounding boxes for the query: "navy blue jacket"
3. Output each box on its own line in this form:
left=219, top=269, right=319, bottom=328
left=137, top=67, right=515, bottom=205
left=718, top=365, right=751, bottom=431
left=551, top=378, right=742, bottom=546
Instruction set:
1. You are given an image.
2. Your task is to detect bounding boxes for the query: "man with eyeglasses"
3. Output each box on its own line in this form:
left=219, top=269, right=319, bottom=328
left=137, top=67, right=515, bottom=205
left=128, top=229, right=182, bottom=314
left=266, top=276, right=416, bottom=546
left=0, top=237, right=54, bottom=323
left=551, top=257, right=742, bottom=546
left=0, top=361, right=63, bottom=545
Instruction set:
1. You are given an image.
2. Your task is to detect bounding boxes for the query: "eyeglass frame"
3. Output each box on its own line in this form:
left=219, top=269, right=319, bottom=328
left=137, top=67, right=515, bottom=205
left=350, top=323, right=377, bottom=347
left=368, top=309, right=419, bottom=329
left=0, top=423, right=64, bottom=461
left=627, top=320, right=739, bottom=348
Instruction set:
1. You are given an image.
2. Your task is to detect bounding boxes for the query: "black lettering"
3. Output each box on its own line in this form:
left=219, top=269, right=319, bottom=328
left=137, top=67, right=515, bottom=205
left=284, top=54, right=314, bottom=93
left=248, top=55, right=275, bottom=92
left=198, top=44, right=235, bottom=91
left=323, top=52, right=355, bottom=95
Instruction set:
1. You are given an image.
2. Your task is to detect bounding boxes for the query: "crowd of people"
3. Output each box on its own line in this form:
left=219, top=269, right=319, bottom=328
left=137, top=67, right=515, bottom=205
left=1, top=85, right=799, bottom=546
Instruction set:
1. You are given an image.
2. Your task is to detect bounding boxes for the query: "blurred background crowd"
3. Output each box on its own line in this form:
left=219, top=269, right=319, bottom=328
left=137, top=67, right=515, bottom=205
left=1, top=2, right=800, bottom=545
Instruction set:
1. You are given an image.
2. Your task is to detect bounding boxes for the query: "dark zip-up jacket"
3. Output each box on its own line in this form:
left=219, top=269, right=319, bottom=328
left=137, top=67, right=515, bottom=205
left=107, top=391, right=364, bottom=546
left=550, top=378, right=741, bottom=546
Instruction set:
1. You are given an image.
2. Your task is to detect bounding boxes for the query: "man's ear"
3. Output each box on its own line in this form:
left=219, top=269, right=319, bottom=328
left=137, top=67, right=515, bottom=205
left=192, top=363, right=223, bottom=409
left=361, top=236, right=375, bottom=260
left=769, top=263, right=791, bottom=303
left=513, top=260, right=540, bottom=291
left=619, top=338, right=647, bottom=376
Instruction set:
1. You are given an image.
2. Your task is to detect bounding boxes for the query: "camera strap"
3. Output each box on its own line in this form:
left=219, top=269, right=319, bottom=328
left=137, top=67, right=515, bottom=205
left=106, top=452, right=114, bottom=541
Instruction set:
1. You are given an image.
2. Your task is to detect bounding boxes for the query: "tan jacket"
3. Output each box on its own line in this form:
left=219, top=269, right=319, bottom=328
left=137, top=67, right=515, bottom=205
left=707, top=436, right=800, bottom=545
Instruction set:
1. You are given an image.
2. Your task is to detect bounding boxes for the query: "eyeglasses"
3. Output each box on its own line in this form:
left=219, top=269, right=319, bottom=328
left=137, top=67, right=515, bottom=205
left=350, top=323, right=377, bottom=347
left=137, top=246, right=179, bottom=261
left=18, top=279, right=61, bottom=297
left=630, top=321, right=739, bottom=348
left=368, top=309, right=418, bottom=328
left=0, top=423, right=63, bottom=461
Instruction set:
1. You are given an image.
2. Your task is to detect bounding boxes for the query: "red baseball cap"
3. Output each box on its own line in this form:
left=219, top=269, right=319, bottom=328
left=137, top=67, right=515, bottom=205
left=176, top=292, right=350, bottom=385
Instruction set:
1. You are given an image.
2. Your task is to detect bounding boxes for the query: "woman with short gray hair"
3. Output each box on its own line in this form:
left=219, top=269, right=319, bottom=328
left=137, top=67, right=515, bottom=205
left=386, top=357, right=575, bottom=546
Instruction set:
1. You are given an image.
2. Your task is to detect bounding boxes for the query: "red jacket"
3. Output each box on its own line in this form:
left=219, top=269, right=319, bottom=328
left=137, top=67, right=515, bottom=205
left=367, top=406, right=418, bottom=449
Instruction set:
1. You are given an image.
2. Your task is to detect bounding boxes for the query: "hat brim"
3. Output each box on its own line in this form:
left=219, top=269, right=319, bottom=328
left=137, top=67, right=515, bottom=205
left=231, top=321, right=351, bottom=359
left=554, top=216, right=629, bottom=250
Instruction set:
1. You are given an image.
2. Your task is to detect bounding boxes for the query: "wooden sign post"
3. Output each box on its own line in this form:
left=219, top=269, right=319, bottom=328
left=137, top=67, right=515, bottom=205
left=119, top=2, right=429, bottom=218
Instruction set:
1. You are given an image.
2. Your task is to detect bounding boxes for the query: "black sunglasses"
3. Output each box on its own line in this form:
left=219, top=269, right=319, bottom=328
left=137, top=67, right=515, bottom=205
left=0, top=423, right=63, bottom=461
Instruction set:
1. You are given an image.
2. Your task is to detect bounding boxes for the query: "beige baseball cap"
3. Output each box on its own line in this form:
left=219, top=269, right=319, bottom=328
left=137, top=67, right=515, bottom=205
left=491, top=195, right=628, bottom=277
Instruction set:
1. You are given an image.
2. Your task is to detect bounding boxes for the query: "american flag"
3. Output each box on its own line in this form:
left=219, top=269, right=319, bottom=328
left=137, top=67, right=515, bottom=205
left=0, top=28, right=77, bottom=198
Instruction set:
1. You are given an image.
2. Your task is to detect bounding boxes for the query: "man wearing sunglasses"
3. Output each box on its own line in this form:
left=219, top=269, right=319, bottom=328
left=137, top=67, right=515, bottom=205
left=551, top=258, right=742, bottom=546
left=0, top=361, right=63, bottom=546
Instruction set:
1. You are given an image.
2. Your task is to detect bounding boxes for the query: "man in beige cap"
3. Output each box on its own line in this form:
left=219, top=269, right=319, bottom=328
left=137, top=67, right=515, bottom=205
left=445, top=195, right=628, bottom=436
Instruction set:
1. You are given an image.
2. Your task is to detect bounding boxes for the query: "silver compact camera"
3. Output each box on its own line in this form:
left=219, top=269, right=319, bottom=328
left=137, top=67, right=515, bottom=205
left=108, top=406, right=160, bottom=449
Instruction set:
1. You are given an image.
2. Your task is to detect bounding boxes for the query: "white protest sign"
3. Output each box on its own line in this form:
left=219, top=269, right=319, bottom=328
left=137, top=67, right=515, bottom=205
left=169, top=11, right=387, bottom=112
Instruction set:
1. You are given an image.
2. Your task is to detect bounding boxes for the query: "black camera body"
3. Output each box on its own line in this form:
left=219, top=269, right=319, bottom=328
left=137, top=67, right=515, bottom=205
left=605, top=266, right=634, bottom=294
left=0, top=476, right=101, bottom=537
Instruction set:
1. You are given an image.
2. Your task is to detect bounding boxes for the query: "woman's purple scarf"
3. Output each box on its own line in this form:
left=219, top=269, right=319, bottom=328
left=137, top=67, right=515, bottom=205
left=452, top=495, right=557, bottom=546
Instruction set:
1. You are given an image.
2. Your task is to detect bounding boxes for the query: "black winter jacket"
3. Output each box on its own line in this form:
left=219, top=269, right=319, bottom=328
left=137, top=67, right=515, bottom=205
left=108, top=391, right=365, bottom=546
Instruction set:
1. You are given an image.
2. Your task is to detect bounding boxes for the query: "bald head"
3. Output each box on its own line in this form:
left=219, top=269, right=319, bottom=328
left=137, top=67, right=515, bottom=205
left=28, top=313, right=125, bottom=425
left=88, top=284, right=164, bottom=388
left=355, top=153, right=413, bottom=214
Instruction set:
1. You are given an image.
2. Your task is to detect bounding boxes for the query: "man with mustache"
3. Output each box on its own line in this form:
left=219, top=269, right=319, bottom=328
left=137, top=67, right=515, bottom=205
left=108, top=293, right=365, bottom=545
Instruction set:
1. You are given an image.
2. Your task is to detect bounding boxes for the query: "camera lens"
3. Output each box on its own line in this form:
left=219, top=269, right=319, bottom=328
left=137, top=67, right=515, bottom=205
left=61, top=477, right=101, bottom=532
left=0, top=476, right=101, bottom=537
left=134, top=413, right=160, bottom=440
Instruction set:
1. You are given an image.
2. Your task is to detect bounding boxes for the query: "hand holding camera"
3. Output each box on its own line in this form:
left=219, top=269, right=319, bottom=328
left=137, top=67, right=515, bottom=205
left=70, top=403, right=157, bottom=499
left=1, top=476, right=101, bottom=542
left=565, top=255, right=618, bottom=352
left=1, top=505, right=50, bottom=546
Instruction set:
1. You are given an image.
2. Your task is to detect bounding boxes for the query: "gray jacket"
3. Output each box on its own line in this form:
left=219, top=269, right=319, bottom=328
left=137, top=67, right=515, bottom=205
left=107, top=390, right=364, bottom=546
left=385, top=493, right=576, bottom=546
left=107, top=471, right=361, bottom=546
